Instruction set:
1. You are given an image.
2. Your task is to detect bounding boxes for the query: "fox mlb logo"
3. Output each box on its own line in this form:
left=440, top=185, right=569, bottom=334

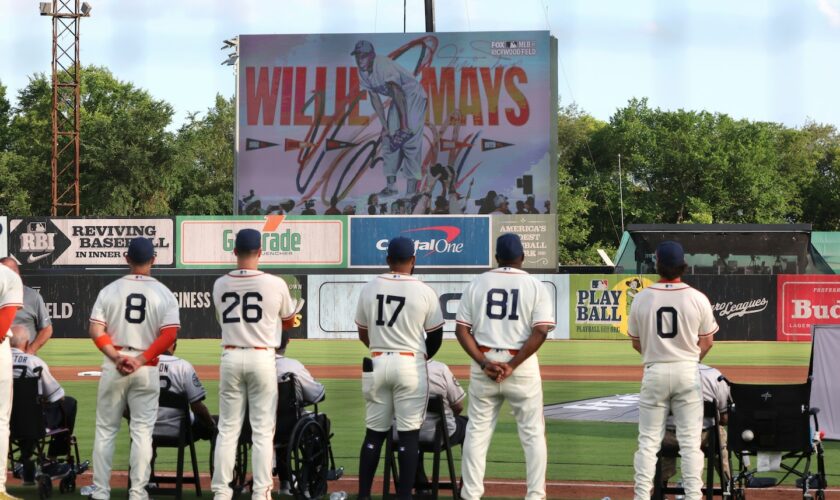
left=591, top=279, right=608, bottom=290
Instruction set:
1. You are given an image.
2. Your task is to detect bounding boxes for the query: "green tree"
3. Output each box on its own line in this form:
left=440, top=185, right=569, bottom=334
left=6, top=66, right=177, bottom=215
left=171, top=94, right=234, bottom=215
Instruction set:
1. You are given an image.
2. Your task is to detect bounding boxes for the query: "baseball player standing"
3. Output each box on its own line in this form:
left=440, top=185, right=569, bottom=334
left=0, top=257, right=53, bottom=354
left=628, top=241, right=717, bottom=500
left=211, top=228, right=297, bottom=500
left=455, top=233, right=555, bottom=500
left=0, top=260, right=24, bottom=500
left=85, top=237, right=181, bottom=500
left=355, top=236, right=444, bottom=500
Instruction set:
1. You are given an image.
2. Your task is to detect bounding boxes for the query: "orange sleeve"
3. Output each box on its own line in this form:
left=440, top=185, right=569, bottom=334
left=0, top=306, right=18, bottom=339
left=143, top=326, right=179, bottom=365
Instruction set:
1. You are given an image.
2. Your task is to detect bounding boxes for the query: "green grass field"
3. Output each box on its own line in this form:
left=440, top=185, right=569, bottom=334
left=8, top=339, right=836, bottom=499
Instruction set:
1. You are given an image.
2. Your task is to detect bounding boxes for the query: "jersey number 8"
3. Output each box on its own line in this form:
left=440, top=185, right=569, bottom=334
left=125, top=293, right=147, bottom=324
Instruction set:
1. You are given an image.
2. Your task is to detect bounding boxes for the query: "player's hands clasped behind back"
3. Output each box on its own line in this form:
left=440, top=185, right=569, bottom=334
left=115, top=355, right=143, bottom=376
left=483, top=360, right=514, bottom=383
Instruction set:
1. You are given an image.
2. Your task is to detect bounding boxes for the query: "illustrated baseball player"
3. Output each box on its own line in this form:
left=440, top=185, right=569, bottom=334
left=455, top=233, right=555, bottom=500
left=211, top=228, right=297, bottom=500
left=628, top=240, right=718, bottom=500
left=0, top=260, right=24, bottom=500
left=352, top=40, right=428, bottom=198
left=354, top=236, right=444, bottom=500
left=85, top=237, right=181, bottom=500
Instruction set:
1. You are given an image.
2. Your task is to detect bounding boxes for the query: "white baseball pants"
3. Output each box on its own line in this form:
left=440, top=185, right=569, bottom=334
left=362, top=352, right=428, bottom=432
left=92, top=353, right=160, bottom=500
left=212, top=348, right=277, bottom=500
left=634, top=361, right=703, bottom=500
left=461, top=350, right=547, bottom=500
left=0, top=341, right=12, bottom=493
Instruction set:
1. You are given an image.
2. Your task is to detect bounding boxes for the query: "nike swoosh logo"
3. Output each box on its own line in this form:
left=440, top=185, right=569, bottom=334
left=26, top=252, right=53, bottom=263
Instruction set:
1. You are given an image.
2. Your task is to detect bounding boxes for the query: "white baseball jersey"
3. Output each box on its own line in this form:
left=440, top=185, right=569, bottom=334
left=213, top=269, right=295, bottom=348
left=0, top=265, right=23, bottom=338
left=276, top=355, right=325, bottom=405
left=11, top=348, right=64, bottom=403
left=155, top=354, right=206, bottom=437
left=421, top=360, right=465, bottom=442
left=89, top=275, right=180, bottom=350
left=354, top=273, right=444, bottom=355
left=627, top=282, right=718, bottom=364
left=456, top=267, right=555, bottom=350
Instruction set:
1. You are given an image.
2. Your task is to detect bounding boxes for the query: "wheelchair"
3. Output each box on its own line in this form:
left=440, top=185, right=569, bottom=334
left=8, top=372, right=89, bottom=499
left=225, top=374, right=343, bottom=499
left=725, top=380, right=827, bottom=500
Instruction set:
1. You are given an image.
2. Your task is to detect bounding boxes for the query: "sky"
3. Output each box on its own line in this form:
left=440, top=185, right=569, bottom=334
left=2, top=0, right=840, bottom=129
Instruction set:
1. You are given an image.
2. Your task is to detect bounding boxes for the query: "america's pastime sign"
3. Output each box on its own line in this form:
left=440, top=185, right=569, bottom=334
left=236, top=31, right=558, bottom=217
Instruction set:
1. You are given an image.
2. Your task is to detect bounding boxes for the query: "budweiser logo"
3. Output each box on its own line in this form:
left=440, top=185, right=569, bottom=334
left=790, top=299, right=840, bottom=320
left=713, top=298, right=768, bottom=320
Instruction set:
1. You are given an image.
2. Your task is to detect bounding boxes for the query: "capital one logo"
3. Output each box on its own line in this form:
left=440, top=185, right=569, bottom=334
left=20, top=222, right=56, bottom=263
left=375, top=226, right=464, bottom=256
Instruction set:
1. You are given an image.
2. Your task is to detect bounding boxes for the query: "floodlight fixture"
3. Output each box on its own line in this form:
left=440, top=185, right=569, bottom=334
left=80, top=2, right=92, bottom=16
left=39, top=2, right=52, bottom=15
left=221, top=53, right=239, bottom=66
left=221, top=37, right=239, bottom=50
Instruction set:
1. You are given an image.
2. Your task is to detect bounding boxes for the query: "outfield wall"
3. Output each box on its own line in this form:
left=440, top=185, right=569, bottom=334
left=16, top=271, right=840, bottom=342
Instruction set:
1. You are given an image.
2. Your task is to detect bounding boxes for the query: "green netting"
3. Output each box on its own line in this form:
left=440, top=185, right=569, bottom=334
left=812, top=231, right=840, bottom=273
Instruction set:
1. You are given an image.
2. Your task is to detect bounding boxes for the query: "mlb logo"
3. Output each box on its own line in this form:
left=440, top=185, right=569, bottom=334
left=28, top=222, right=47, bottom=233
left=591, top=279, right=608, bottom=290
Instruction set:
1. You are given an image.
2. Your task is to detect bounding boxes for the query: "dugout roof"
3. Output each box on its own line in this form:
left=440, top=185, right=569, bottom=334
left=614, top=224, right=834, bottom=275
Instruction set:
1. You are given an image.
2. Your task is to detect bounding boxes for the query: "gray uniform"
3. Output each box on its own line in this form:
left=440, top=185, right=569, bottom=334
left=11, top=348, right=64, bottom=403
left=155, top=354, right=207, bottom=438
left=420, top=360, right=465, bottom=442
left=12, top=286, right=51, bottom=343
left=275, top=355, right=325, bottom=405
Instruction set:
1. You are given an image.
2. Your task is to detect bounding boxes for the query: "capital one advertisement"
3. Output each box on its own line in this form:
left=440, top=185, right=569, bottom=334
left=777, top=275, right=840, bottom=341
left=237, top=31, right=557, bottom=217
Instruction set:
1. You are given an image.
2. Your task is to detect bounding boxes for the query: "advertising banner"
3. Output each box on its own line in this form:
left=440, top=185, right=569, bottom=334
left=776, top=275, right=840, bottom=341
left=569, top=274, right=656, bottom=339
left=349, top=215, right=490, bottom=268
left=177, top=215, right=347, bottom=268
left=307, top=273, right=570, bottom=339
left=237, top=31, right=557, bottom=217
left=682, top=275, right=777, bottom=341
left=7, top=218, right=174, bottom=269
left=491, top=214, right=556, bottom=269
left=0, top=216, right=6, bottom=258
left=21, top=273, right=308, bottom=340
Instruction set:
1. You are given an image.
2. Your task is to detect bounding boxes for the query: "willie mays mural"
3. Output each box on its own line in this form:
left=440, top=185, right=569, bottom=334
left=236, top=32, right=557, bottom=216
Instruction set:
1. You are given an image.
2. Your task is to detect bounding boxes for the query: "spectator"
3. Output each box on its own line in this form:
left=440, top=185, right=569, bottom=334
left=0, top=258, right=52, bottom=354
left=478, top=191, right=498, bottom=214
left=543, top=200, right=551, bottom=214
left=515, top=200, right=526, bottom=214
left=433, top=196, right=449, bottom=214
left=324, top=196, right=341, bottom=215
left=10, top=327, right=76, bottom=484
left=275, top=332, right=325, bottom=406
left=491, top=195, right=511, bottom=214
left=155, top=342, right=216, bottom=443
left=524, top=196, right=540, bottom=214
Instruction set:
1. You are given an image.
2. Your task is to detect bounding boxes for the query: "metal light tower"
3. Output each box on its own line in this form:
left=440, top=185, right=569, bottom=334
left=40, top=0, right=91, bottom=216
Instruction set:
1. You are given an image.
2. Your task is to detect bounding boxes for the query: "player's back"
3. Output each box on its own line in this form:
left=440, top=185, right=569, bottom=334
left=628, top=282, right=718, bottom=364
left=458, top=267, right=555, bottom=350
left=357, top=273, right=441, bottom=355
left=90, top=275, right=179, bottom=350
left=213, top=269, right=292, bottom=348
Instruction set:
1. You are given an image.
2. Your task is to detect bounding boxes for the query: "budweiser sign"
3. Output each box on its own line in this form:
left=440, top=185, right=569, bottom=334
left=777, top=275, right=840, bottom=341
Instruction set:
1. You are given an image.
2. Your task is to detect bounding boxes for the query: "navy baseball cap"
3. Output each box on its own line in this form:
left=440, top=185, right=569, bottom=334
left=126, top=237, right=155, bottom=263
left=235, top=228, right=262, bottom=251
left=496, top=233, right=524, bottom=261
left=387, top=236, right=415, bottom=259
left=351, top=40, right=375, bottom=56
left=656, top=240, right=686, bottom=267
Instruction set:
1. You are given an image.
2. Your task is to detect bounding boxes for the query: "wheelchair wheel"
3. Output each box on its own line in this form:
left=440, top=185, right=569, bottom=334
left=287, top=418, right=329, bottom=499
left=59, top=472, right=76, bottom=494
left=37, top=475, right=52, bottom=499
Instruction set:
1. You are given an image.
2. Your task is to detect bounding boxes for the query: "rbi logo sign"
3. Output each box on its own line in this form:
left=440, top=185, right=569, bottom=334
left=9, top=218, right=70, bottom=268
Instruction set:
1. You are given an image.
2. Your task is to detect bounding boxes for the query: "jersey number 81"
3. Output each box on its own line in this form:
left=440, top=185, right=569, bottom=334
left=485, top=288, right=520, bottom=320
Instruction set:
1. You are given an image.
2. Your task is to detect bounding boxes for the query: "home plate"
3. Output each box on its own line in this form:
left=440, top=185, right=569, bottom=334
left=77, top=371, right=101, bottom=377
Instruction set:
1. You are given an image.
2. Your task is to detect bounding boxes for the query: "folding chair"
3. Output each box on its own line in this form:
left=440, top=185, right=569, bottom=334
left=652, top=400, right=728, bottom=500
left=727, top=382, right=826, bottom=500
left=384, top=395, right=461, bottom=500
left=148, top=390, right=202, bottom=498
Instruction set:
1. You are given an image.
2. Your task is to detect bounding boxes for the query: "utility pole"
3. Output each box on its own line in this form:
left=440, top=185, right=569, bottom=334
left=618, top=153, right=625, bottom=234
left=425, top=0, right=435, bottom=32
left=40, top=0, right=92, bottom=216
